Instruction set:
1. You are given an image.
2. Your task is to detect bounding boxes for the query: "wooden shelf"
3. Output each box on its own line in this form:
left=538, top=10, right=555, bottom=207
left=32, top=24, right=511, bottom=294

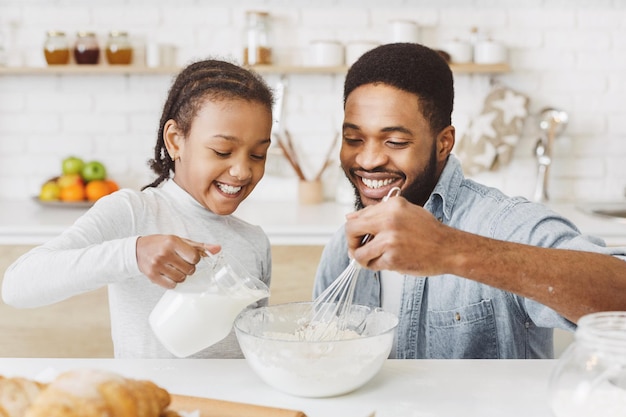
left=250, top=63, right=510, bottom=74
left=0, top=62, right=510, bottom=76
left=0, top=65, right=180, bottom=75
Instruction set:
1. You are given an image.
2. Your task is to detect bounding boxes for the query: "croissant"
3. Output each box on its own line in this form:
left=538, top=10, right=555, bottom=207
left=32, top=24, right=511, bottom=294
left=12, top=369, right=176, bottom=417
left=0, top=376, right=46, bottom=417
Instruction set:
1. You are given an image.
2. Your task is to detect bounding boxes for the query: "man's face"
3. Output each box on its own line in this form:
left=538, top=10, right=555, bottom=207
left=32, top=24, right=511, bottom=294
left=341, top=83, right=447, bottom=209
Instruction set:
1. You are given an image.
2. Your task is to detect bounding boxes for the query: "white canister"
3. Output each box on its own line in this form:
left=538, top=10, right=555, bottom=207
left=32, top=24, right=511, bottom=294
left=474, top=39, right=507, bottom=64
left=441, top=39, right=473, bottom=64
left=345, top=41, right=379, bottom=66
left=145, top=42, right=160, bottom=67
left=309, top=40, right=344, bottom=67
left=145, top=42, right=178, bottom=67
left=387, top=19, right=420, bottom=44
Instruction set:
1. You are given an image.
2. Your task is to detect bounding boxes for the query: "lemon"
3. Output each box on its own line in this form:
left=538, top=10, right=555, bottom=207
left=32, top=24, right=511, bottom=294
left=39, top=181, right=61, bottom=201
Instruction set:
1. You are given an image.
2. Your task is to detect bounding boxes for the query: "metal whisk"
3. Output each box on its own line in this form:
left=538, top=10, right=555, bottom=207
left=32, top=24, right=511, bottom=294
left=300, top=187, right=401, bottom=341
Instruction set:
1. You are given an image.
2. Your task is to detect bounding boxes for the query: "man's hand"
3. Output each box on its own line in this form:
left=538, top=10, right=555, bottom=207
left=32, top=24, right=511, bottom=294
left=345, top=196, right=455, bottom=276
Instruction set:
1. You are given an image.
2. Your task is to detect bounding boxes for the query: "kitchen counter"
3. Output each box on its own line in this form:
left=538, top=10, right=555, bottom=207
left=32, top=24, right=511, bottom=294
left=0, top=358, right=557, bottom=417
left=0, top=199, right=352, bottom=246
left=1, top=198, right=626, bottom=246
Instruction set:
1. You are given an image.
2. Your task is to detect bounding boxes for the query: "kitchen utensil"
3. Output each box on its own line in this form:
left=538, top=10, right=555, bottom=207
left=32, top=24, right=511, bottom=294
left=234, top=302, right=398, bottom=397
left=533, top=107, right=568, bottom=202
left=149, top=250, right=269, bottom=358
left=303, top=186, right=401, bottom=341
left=170, top=393, right=306, bottom=417
left=539, top=107, right=569, bottom=136
left=314, top=132, right=339, bottom=181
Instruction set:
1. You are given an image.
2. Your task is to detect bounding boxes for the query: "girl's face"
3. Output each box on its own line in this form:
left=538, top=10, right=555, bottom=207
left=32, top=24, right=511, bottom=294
left=164, top=98, right=272, bottom=215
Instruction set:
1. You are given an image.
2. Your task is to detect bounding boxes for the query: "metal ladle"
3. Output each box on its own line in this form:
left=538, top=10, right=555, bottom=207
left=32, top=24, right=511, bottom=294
left=533, top=107, right=569, bottom=202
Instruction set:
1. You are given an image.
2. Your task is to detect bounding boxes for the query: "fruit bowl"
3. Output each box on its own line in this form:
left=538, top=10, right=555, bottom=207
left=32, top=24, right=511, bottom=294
left=234, top=302, right=398, bottom=398
left=38, top=156, right=118, bottom=206
left=32, top=196, right=94, bottom=209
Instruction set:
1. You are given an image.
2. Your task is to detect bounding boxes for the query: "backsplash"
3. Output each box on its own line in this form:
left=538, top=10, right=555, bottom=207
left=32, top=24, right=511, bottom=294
left=0, top=0, right=625, bottom=204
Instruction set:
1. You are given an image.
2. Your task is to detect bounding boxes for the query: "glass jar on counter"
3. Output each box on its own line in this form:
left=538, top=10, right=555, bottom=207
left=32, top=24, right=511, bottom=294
left=243, top=11, right=272, bottom=65
left=549, top=311, right=626, bottom=417
left=74, top=31, right=100, bottom=65
left=43, top=31, right=70, bottom=65
left=105, top=31, right=133, bottom=65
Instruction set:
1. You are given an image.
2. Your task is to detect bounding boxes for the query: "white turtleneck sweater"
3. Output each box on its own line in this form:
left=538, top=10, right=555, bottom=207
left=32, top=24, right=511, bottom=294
left=2, top=180, right=271, bottom=358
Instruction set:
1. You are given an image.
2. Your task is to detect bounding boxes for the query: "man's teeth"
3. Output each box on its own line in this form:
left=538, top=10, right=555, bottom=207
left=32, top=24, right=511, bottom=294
left=361, top=178, right=393, bottom=189
left=217, top=183, right=242, bottom=194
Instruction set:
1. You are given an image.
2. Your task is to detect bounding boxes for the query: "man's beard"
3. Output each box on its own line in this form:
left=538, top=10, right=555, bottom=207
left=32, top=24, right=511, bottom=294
left=348, top=146, right=439, bottom=210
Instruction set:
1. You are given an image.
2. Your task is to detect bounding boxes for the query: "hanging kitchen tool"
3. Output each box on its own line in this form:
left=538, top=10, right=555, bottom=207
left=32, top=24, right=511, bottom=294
left=533, top=107, right=569, bottom=202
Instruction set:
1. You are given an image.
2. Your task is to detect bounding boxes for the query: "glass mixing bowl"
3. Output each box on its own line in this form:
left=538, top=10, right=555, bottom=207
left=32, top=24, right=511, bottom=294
left=234, top=302, right=398, bottom=398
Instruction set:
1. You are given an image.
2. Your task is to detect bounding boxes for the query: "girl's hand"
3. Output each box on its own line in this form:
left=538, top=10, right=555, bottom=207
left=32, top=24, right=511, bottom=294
left=136, top=235, right=221, bottom=288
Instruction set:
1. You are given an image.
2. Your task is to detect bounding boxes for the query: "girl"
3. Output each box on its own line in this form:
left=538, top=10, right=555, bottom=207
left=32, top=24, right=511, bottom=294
left=2, top=59, right=274, bottom=358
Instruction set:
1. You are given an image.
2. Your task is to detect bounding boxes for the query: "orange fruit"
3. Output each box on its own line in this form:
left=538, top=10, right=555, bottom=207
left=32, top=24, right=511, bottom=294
left=104, top=179, right=119, bottom=193
left=60, top=183, right=86, bottom=202
left=85, top=180, right=112, bottom=202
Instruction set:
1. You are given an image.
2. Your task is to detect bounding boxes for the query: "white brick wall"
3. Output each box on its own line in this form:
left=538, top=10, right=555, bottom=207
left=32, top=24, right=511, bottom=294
left=0, top=0, right=625, bottom=203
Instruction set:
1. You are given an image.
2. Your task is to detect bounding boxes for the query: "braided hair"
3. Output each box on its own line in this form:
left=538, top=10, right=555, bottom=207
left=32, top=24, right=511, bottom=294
left=143, top=59, right=274, bottom=189
left=344, top=43, right=454, bottom=136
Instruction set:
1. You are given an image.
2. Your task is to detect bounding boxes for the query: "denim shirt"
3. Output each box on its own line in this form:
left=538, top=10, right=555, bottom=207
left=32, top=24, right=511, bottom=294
left=314, top=155, right=626, bottom=359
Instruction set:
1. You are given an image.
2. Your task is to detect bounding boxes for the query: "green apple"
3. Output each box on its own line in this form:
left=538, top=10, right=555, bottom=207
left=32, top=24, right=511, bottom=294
left=81, top=161, right=107, bottom=182
left=62, top=156, right=85, bottom=176
left=57, top=173, right=83, bottom=188
left=39, top=181, right=61, bottom=201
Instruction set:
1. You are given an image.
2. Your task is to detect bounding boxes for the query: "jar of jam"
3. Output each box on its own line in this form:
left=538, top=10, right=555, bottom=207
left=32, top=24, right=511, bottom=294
left=243, top=11, right=272, bottom=65
left=105, top=31, right=133, bottom=65
left=43, top=31, right=70, bottom=65
left=74, top=31, right=100, bottom=65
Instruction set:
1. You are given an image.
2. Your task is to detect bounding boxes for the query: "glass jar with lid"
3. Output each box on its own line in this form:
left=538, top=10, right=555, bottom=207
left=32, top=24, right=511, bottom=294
left=243, top=11, right=272, bottom=65
left=105, top=31, right=133, bottom=65
left=549, top=311, right=626, bottom=417
left=74, top=31, right=100, bottom=65
left=43, top=31, right=70, bottom=65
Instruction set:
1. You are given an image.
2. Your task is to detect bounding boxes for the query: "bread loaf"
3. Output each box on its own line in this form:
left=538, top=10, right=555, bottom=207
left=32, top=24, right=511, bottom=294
left=0, top=376, right=45, bottom=417
left=0, top=369, right=178, bottom=417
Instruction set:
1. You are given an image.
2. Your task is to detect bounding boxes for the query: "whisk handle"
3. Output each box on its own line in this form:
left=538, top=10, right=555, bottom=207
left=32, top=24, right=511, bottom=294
left=357, top=187, right=401, bottom=247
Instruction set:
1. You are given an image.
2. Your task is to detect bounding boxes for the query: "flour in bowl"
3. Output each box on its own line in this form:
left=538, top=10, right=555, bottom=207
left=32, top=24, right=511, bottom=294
left=263, top=320, right=360, bottom=342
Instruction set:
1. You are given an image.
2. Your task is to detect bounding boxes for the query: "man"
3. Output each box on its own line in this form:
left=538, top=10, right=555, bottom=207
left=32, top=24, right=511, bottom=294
left=313, top=43, right=626, bottom=359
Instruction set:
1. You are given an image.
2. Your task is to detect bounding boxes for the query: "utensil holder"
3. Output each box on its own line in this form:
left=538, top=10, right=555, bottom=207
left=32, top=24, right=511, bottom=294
left=298, top=179, right=324, bottom=205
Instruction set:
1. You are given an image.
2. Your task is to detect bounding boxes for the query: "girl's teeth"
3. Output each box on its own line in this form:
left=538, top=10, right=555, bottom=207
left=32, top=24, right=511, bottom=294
left=362, top=178, right=393, bottom=189
left=217, top=183, right=242, bottom=194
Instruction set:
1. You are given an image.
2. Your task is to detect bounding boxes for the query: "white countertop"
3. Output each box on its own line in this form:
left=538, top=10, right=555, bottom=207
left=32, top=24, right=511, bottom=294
left=1, top=198, right=625, bottom=246
left=0, top=199, right=352, bottom=246
left=0, top=358, right=556, bottom=417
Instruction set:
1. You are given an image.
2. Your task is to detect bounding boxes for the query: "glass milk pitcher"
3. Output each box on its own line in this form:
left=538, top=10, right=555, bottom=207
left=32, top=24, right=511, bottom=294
left=149, top=250, right=269, bottom=358
left=549, top=311, right=626, bottom=417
